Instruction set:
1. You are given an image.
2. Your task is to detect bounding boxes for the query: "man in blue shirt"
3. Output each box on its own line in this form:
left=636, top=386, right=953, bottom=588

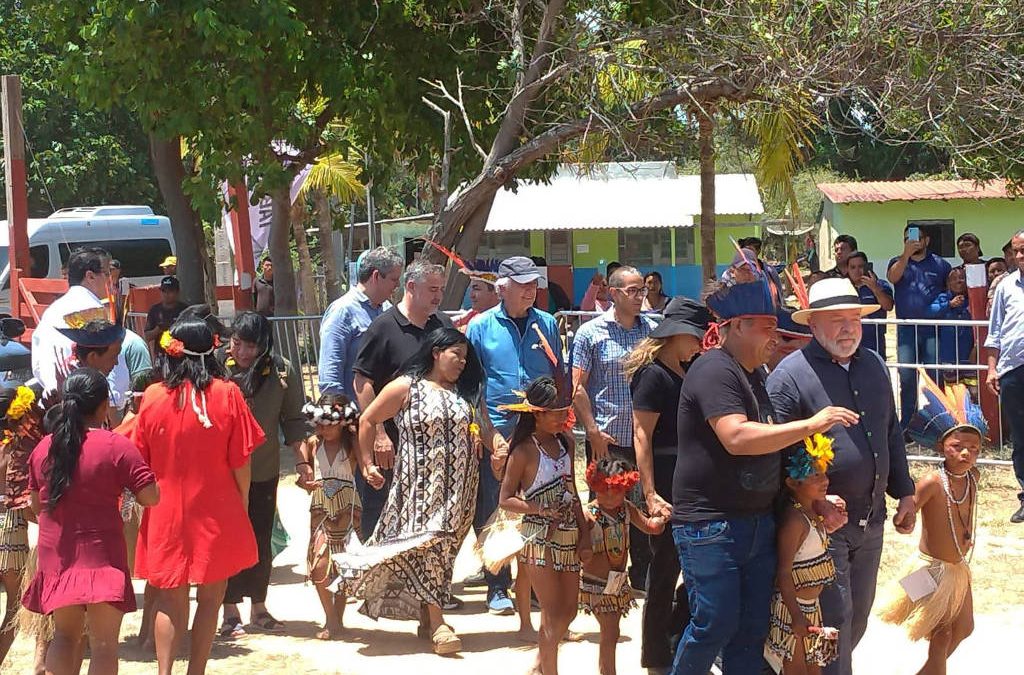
left=985, top=230, right=1024, bottom=522
left=846, top=251, right=893, bottom=358
left=887, top=225, right=952, bottom=427
left=317, top=246, right=404, bottom=398
left=466, top=256, right=564, bottom=615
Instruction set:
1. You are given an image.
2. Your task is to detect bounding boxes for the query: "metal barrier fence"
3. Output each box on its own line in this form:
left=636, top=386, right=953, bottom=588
left=224, top=311, right=1012, bottom=465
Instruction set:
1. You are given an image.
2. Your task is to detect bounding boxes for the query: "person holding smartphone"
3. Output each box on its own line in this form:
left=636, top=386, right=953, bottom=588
left=846, top=251, right=894, bottom=358
left=887, top=225, right=952, bottom=429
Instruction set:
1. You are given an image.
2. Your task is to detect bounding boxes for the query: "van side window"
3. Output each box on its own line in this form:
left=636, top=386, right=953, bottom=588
left=30, top=245, right=50, bottom=278
left=59, top=239, right=173, bottom=278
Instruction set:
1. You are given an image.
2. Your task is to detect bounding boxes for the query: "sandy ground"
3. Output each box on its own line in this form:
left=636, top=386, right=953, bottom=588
left=2, top=465, right=1022, bottom=674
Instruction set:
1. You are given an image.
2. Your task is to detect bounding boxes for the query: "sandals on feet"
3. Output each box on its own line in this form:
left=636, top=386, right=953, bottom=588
left=431, top=624, right=462, bottom=655
left=251, top=612, right=285, bottom=632
left=219, top=616, right=246, bottom=639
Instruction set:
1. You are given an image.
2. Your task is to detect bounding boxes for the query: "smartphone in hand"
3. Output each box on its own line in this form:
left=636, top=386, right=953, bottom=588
left=907, top=226, right=920, bottom=241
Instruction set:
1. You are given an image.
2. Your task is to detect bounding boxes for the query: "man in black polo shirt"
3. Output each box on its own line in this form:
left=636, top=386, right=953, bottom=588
left=352, top=259, right=453, bottom=539
left=767, top=278, right=916, bottom=675
left=672, top=280, right=857, bottom=675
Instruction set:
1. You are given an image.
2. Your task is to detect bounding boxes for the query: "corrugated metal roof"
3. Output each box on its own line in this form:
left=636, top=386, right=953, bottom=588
left=485, top=172, right=763, bottom=232
left=817, top=180, right=1012, bottom=204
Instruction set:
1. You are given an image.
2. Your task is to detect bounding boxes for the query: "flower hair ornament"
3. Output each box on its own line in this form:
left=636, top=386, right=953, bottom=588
left=787, top=433, right=835, bottom=481
left=302, top=399, right=359, bottom=427
left=585, top=461, right=640, bottom=494
left=160, top=330, right=218, bottom=358
left=6, top=386, right=36, bottom=422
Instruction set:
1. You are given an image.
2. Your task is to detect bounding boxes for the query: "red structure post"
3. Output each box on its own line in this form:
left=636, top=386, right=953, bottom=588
left=965, top=262, right=999, bottom=441
left=2, top=75, right=30, bottom=320
left=228, top=180, right=256, bottom=311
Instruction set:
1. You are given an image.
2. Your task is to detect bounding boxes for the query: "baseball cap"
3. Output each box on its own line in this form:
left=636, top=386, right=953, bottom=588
left=160, top=275, right=180, bottom=291
left=160, top=255, right=177, bottom=267
left=497, top=256, right=548, bottom=288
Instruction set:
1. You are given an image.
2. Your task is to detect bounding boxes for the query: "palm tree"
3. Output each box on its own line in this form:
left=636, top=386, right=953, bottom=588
left=294, top=152, right=365, bottom=308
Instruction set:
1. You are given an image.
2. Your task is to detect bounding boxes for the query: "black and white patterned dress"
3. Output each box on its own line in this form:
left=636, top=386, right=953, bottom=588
left=333, top=378, right=478, bottom=620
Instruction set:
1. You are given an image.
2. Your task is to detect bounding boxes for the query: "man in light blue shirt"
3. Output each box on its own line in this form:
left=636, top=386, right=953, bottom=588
left=466, top=256, right=565, bottom=615
left=985, top=229, right=1024, bottom=523
left=317, top=247, right=404, bottom=398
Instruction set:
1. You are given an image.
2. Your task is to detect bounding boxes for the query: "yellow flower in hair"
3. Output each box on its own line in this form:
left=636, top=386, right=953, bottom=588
left=7, top=386, right=36, bottom=421
left=159, top=331, right=173, bottom=351
left=804, top=433, right=835, bottom=474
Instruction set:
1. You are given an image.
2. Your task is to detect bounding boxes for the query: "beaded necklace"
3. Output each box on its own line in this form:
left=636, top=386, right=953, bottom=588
left=939, top=468, right=977, bottom=564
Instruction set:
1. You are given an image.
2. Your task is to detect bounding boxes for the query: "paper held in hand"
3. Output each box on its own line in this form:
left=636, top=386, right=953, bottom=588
left=899, top=566, right=939, bottom=602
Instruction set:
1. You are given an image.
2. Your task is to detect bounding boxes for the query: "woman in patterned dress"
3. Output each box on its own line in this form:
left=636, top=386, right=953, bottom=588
left=334, top=328, right=484, bottom=656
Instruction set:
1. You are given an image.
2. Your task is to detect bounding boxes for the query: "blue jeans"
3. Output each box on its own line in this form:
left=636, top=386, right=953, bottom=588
left=999, top=365, right=1024, bottom=501
left=354, top=467, right=392, bottom=540
left=821, top=521, right=885, bottom=675
left=671, top=513, right=777, bottom=675
left=474, top=450, right=511, bottom=595
left=896, top=324, right=940, bottom=428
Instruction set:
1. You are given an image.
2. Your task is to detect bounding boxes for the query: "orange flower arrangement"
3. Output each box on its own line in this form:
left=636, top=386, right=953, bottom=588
left=159, top=331, right=185, bottom=357
left=585, top=461, right=640, bottom=494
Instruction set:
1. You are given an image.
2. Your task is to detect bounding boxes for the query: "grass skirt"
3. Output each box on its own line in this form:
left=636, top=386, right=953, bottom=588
left=765, top=592, right=838, bottom=667
left=877, top=552, right=971, bottom=641
left=578, top=572, right=636, bottom=617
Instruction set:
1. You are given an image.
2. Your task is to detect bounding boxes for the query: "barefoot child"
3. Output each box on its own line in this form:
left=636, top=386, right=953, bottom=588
left=879, top=370, right=983, bottom=674
left=766, top=434, right=839, bottom=674
left=298, top=395, right=362, bottom=640
left=580, top=457, right=665, bottom=675
left=499, top=376, right=590, bottom=675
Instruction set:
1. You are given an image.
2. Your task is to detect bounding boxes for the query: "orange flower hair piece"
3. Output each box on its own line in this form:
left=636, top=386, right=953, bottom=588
left=159, top=331, right=185, bottom=358
left=585, top=461, right=640, bottom=494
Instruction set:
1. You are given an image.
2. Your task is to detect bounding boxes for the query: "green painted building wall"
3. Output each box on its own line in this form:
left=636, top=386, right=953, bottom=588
left=824, top=198, right=1023, bottom=267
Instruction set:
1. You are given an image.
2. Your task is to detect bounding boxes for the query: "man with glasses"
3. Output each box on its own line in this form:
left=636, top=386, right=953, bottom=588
left=572, top=264, right=656, bottom=589
left=31, top=247, right=131, bottom=410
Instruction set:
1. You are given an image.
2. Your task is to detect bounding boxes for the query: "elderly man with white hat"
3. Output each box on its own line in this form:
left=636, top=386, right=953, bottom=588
left=766, top=278, right=916, bottom=675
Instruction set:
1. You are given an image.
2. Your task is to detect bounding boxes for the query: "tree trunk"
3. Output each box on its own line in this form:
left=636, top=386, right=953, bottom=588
left=291, top=200, right=318, bottom=314
left=697, top=108, right=717, bottom=283
left=148, top=133, right=210, bottom=305
left=315, top=191, right=341, bottom=300
left=268, top=186, right=298, bottom=315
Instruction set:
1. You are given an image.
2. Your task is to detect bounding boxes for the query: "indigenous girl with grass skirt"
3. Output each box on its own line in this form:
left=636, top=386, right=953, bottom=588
left=498, top=376, right=590, bottom=675
left=296, top=394, right=362, bottom=640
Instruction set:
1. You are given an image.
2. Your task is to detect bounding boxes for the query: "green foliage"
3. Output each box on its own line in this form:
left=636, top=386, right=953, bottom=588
left=0, top=0, right=159, bottom=217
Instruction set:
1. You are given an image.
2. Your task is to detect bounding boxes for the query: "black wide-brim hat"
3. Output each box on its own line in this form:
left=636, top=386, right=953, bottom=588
left=57, top=323, right=126, bottom=348
left=649, top=297, right=712, bottom=339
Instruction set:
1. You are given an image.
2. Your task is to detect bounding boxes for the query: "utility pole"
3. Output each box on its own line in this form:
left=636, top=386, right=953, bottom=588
left=2, top=75, right=30, bottom=319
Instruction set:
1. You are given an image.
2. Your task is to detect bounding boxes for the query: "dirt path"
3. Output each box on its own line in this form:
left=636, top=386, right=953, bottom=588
left=2, top=476, right=1020, bottom=674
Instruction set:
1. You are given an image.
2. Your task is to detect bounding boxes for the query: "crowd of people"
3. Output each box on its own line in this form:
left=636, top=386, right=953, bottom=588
left=0, top=229, right=1019, bottom=675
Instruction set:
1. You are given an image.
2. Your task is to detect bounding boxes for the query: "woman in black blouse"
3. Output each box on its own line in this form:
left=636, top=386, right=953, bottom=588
left=626, top=297, right=711, bottom=672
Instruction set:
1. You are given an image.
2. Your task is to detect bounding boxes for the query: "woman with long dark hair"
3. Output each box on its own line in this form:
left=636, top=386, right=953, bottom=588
left=335, top=327, right=484, bottom=656
left=23, top=368, right=159, bottom=674
left=219, top=311, right=306, bottom=636
left=129, top=317, right=265, bottom=675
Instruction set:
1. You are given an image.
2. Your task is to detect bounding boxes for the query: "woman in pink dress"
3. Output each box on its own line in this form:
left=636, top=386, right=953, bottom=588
left=23, top=367, right=159, bottom=675
left=129, top=316, right=264, bottom=675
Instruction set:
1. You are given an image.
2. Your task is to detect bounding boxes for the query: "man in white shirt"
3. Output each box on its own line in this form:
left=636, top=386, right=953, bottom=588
left=31, top=247, right=130, bottom=408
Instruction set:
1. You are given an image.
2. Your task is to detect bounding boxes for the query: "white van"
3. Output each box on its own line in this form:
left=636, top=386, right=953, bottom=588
left=0, top=205, right=175, bottom=311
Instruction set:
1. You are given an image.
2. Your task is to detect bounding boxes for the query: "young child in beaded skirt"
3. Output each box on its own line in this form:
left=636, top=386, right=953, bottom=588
left=580, top=457, right=665, bottom=675
left=298, top=395, right=362, bottom=641
left=765, top=434, right=840, bottom=674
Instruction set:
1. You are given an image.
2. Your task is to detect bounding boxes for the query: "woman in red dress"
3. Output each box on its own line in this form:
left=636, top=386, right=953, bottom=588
left=129, top=317, right=264, bottom=675
left=23, top=367, right=159, bottom=674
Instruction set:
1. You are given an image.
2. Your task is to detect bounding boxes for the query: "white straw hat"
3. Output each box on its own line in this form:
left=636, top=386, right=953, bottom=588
left=791, top=278, right=880, bottom=325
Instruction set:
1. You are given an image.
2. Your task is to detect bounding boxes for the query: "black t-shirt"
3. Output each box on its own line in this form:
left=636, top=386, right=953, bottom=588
left=352, top=306, right=454, bottom=443
left=630, top=360, right=683, bottom=457
left=145, top=301, right=188, bottom=333
left=512, top=315, right=529, bottom=337
left=672, top=348, right=781, bottom=523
